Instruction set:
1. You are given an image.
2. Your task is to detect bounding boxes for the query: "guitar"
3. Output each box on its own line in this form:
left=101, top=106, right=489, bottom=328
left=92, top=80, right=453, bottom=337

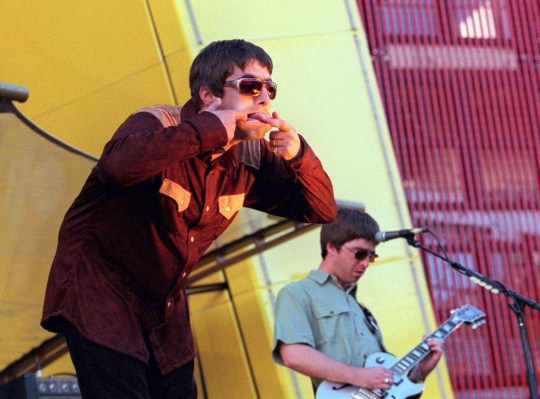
left=316, top=304, right=486, bottom=399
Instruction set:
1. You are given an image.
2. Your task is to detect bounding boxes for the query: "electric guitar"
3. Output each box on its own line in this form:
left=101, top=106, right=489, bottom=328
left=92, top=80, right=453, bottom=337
left=316, top=304, right=486, bottom=399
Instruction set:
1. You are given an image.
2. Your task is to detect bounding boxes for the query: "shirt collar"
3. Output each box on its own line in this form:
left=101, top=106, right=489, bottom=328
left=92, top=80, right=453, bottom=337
left=180, top=98, right=198, bottom=120
left=308, top=270, right=356, bottom=293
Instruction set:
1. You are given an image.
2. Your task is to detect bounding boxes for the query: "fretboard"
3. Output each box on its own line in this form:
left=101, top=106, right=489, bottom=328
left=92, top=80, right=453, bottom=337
left=390, top=316, right=462, bottom=376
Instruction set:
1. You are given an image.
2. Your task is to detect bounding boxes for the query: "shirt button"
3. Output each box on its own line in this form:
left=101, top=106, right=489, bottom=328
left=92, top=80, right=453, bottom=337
left=167, top=301, right=172, bottom=308
left=190, top=236, right=195, bottom=243
left=226, top=206, right=231, bottom=212
left=205, top=206, right=210, bottom=212
left=182, top=272, right=187, bottom=278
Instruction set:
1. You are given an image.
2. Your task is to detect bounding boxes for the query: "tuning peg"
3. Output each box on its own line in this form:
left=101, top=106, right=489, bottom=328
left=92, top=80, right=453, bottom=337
left=472, top=320, right=486, bottom=329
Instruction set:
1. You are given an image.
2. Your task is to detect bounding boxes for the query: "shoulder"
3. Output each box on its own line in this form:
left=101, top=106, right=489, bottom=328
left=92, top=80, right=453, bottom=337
left=277, top=272, right=329, bottom=302
left=133, top=104, right=183, bottom=127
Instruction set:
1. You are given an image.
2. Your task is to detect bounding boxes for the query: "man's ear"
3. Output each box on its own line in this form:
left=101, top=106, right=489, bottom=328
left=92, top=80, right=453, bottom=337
left=199, top=86, right=219, bottom=110
left=326, top=242, right=339, bottom=256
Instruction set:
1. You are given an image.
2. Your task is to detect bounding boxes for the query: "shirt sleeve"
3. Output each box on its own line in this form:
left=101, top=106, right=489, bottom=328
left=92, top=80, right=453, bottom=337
left=272, top=284, right=316, bottom=365
left=97, top=110, right=228, bottom=187
left=245, top=135, right=337, bottom=224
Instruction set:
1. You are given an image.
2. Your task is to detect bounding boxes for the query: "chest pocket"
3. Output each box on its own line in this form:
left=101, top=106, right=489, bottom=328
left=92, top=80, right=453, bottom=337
left=312, top=301, right=353, bottom=344
left=218, top=193, right=245, bottom=220
left=313, top=301, right=350, bottom=319
left=159, top=178, right=191, bottom=212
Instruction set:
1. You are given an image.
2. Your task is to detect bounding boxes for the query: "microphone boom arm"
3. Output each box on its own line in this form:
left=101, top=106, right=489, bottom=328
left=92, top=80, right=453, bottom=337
left=406, top=236, right=540, bottom=399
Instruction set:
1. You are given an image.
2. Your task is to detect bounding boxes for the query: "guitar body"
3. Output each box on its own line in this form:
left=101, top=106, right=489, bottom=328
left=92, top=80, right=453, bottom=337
left=316, top=305, right=487, bottom=399
left=316, top=352, right=423, bottom=399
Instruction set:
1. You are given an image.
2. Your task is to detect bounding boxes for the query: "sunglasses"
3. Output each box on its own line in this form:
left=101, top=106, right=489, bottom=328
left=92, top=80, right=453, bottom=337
left=341, top=246, right=378, bottom=263
left=224, top=78, right=277, bottom=100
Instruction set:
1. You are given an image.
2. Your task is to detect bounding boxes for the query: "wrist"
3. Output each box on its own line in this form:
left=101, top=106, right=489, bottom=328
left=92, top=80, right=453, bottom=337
left=409, top=368, right=425, bottom=384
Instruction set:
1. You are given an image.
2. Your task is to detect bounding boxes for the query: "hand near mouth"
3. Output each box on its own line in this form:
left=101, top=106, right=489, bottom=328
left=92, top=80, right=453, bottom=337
left=267, top=111, right=301, bottom=161
left=203, top=98, right=250, bottom=143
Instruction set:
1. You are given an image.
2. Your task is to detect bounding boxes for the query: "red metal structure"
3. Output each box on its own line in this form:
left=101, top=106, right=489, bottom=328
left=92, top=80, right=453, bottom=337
left=357, top=1, right=540, bottom=397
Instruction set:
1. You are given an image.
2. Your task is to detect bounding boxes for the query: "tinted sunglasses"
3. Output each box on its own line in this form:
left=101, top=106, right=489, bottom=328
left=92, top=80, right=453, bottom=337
left=342, top=246, right=378, bottom=263
left=224, top=78, right=277, bottom=100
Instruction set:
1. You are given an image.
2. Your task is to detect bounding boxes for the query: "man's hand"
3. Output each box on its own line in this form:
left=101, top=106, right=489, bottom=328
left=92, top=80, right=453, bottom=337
left=354, top=366, right=395, bottom=391
left=204, top=98, right=248, bottom=143
left=409, top=337, right=444, bottom=383
left=204, top=101, right=300, bottom=160
left=279, top=343, right=395, bottom=392
left=267, top=111, right=301, bottom=161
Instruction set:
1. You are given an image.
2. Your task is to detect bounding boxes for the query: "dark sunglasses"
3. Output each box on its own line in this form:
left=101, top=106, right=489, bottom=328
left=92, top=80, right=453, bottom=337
left=224, top=78, right=277, bottom=100
left=341, top=246, right=378, bottom=263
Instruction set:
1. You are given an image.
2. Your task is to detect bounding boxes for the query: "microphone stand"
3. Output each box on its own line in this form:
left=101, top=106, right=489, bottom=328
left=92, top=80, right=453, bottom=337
left=405, top=236, right=540, bottom=399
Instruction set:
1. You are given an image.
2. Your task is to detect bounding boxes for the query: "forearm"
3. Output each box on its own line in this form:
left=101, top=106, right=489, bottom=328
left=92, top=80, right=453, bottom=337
left=98, top=111, right=227, bottom=187
left=249, top=137, right=336, bottom=223
left=280, top=344, right=357, bottom=385
left=286, top=137, right=336, bottom=222
left=408, top=366, right=426, bottom=383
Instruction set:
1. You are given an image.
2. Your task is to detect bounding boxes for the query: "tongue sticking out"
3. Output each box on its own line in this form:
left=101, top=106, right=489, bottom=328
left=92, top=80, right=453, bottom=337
left=248, top=112, right=273, bottom=124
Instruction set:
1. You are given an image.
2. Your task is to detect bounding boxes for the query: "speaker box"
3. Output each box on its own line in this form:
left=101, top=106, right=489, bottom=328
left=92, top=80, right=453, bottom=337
left=0, top=373, right=81, bottom=399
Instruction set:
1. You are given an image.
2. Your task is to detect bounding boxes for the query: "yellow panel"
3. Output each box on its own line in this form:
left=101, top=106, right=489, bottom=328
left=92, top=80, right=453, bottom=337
left=225, top=259, right=316, bottom=398
left=164, top=49, right=196, bottom=105
left=0, top=303, right=54, bottom=370
left=189, top=291, right=257, bottom=398
left=225, top=262, right=281, bottom=398
left=41, top=352, right=76, bottom=377
left=186, top=0, right=352, bottom=42
left=1, top=1, right=162, bottom=114
left=0, top=0, right=174, bottom=155
left=32, top=64, right=175, bottom=156
left=146, top=0, right=192, bottom=54
left=146, top=0, right=196, bottom=104
left=0, top=109, right=96, bottom=371
left=193, top=356, right=206, bottom=399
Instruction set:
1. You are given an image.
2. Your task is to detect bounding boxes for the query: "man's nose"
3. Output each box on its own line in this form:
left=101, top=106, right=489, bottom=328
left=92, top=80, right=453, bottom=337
left=256, top=87, right=272, bottom=105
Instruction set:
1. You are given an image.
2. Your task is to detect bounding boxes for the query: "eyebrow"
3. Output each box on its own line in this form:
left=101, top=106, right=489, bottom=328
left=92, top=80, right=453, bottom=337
left=239, top=73, right=273, bottom=81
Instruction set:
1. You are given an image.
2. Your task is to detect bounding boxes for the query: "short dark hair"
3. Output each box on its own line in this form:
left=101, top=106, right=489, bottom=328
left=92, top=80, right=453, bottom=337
left=189, top=39, right=273, bottom=110
left=320, top=208, right=380, bottom=258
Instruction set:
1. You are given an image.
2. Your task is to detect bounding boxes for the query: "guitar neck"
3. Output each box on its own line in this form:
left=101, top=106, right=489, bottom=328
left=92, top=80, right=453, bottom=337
left=390, top=315, right=463, bottom=376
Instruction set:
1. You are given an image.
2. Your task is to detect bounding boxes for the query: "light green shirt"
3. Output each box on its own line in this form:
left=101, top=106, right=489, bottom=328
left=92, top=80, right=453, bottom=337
left=272, top=270, right=386, bottom=388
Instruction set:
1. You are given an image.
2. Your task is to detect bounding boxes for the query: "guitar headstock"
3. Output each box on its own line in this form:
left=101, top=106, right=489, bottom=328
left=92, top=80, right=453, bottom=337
left=450, top=304, right=487, bottom=329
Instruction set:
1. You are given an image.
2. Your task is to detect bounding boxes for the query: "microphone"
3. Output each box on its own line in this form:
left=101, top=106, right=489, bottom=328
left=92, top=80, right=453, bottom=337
left=375, top=228, right=427, bottom=243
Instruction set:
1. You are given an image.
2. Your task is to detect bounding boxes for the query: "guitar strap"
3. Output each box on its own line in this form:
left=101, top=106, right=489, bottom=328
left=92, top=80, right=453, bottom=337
left=357, top=302, right=388, bottom=353
left=349, top=286, right=388, bottom=352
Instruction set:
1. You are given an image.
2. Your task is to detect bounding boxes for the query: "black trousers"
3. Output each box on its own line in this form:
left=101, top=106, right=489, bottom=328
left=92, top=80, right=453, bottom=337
left=63, top=322, right=197, bottom=399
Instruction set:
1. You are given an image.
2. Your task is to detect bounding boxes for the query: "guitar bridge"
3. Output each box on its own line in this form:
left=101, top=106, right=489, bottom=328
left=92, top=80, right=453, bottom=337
left=352, top=388, right=383, bottom=399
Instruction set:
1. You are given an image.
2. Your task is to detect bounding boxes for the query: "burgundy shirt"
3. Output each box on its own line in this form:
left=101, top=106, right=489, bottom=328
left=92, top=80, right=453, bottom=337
left=41, top=99, right=336, bottom=374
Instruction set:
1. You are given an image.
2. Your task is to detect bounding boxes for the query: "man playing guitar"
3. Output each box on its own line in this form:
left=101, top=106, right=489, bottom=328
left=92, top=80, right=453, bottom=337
left=272, top=207, right=444, bottom=398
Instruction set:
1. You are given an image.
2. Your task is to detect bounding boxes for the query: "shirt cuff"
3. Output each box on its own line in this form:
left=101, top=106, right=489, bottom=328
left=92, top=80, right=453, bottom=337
left=189, top=111, right=229, bottom=153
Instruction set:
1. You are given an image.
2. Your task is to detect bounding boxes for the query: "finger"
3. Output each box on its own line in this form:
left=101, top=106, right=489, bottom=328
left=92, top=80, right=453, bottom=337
left=269, top=111, right=294, bottom=131
left=236, top=110, right=248, bottom=122
left=268, top=131, right=281, bottom=142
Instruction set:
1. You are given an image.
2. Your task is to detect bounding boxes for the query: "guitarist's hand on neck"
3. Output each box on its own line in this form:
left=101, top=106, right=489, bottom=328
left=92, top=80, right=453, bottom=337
left=408, top=337, right=445, bottom=383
